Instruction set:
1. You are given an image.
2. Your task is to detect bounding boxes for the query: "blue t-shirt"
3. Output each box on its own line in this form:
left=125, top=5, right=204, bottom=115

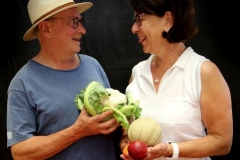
left=7, top=54, right=117, bottom=160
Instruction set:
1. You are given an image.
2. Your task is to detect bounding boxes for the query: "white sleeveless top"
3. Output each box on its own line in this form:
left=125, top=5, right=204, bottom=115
left=126, top=47, right=211, bottom=160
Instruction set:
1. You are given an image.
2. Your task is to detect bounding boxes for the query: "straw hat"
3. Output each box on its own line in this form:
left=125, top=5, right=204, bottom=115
left=23, top=0, right=93, bottom=41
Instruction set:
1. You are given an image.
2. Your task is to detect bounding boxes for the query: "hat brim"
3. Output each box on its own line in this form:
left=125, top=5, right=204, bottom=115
left=23, top=2, right=93, bottom=41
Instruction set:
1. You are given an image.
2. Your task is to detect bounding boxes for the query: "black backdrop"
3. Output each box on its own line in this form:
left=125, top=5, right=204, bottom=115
left=2, top=0, right=239, bottom=159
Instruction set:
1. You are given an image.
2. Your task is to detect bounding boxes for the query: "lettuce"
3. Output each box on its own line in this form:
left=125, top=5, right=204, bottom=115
left=74, top=81, right=142, bottom=129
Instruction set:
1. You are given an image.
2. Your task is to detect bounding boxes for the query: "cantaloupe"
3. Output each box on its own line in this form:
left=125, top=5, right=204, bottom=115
left=128, top=117, right=162, bottom=147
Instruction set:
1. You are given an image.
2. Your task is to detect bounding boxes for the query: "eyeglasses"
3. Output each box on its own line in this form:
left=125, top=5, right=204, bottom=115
left=133, top=14, right=145, bottom=26
left=47, top=17, right=84, bottom=29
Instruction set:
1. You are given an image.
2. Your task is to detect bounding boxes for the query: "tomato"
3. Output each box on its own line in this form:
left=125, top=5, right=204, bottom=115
left=123, top=144, right=129, bottom=157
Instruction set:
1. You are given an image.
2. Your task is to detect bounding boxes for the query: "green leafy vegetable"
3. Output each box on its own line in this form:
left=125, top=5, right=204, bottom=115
left=74, top=81, right=142, bottom=129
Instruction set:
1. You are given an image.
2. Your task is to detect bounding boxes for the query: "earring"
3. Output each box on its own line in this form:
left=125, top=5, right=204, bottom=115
left=164, top=27, right=169, bottom=33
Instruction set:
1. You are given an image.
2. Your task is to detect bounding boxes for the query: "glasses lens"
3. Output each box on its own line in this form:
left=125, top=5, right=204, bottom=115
left=73, top=17, right=84, bottom=29
left=136, top=15, right=141, bottom=26
left=73, top=17, right=79, bottom=29
left=134, top=15, right=141, bottom=26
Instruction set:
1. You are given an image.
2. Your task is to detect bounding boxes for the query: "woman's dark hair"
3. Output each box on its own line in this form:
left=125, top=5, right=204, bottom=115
left=129, top=0, right=199, bottom=43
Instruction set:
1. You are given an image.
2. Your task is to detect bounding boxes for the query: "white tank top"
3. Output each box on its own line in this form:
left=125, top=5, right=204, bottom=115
left=126, top=47, right=211, bottom=160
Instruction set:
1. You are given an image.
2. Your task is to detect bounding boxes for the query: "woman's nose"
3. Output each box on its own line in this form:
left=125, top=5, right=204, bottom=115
left=131, top=23, right=139, bottom=34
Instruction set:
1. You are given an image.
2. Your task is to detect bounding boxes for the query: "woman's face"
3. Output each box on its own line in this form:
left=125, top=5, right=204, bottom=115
left=131, top=13, right=169, bottom=54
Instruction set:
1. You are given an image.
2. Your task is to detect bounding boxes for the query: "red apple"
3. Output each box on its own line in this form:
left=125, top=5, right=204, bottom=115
left=128, top=141, right=148, bottom=160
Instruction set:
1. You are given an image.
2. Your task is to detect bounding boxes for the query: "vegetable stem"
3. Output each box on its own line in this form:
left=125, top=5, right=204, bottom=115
left=102, top=106, right=129, bottom=129
left=84, top=81, right=98, bottom=116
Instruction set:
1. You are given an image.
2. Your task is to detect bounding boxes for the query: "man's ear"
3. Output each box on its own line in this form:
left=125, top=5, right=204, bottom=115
left=164, top=11, right=173, bottom=33
left=38, top=21, right=52, bottom=38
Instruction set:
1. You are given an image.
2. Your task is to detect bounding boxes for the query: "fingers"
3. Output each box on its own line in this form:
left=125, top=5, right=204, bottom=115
left=79, top=107, right=119, bottom=134
left=100, top=122, right=119, bottom=134
left=99, top=117, right=119, bottom=134
left=120, top=136, right=130, bottom=151
left=120, top=154, right=133, bottom=160
left=93, top=110, right=117, bottom=125
left=80, top=106, right=90, bottom=117
left=99, top=109, right=114, bottom=120
left=80, top=106, right=113, bottom=121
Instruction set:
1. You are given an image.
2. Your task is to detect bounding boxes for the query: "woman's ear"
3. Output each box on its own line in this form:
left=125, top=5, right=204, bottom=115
left=164, top=11, right=173, bottom=33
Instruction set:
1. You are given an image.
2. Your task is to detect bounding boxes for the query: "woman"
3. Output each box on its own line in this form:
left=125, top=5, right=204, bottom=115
left=119, top=0, right=233, bottom=159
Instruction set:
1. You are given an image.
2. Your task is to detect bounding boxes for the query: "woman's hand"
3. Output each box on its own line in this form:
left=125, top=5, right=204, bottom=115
left=120, top=142, right=169, bottom=160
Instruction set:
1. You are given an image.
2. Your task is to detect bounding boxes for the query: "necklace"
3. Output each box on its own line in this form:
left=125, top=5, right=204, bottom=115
left=154, top=78, right=159, bottom=84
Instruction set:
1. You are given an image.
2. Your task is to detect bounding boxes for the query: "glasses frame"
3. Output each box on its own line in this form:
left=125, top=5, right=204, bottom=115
left=133, top=14, right=145, bottom=26
left=47, top=17, right=84, bottom=29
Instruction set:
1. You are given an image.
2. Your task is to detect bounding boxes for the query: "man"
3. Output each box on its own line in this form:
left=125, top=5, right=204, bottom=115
left=7, top=0, right=119, bottom=159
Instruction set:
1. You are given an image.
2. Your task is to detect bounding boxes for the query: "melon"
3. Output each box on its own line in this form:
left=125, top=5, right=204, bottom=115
left=128, top=117, right=162, bottom=147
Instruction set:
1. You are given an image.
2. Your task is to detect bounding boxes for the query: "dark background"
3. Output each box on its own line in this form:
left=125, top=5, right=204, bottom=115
left=1, top=0, right=239, bottom=159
